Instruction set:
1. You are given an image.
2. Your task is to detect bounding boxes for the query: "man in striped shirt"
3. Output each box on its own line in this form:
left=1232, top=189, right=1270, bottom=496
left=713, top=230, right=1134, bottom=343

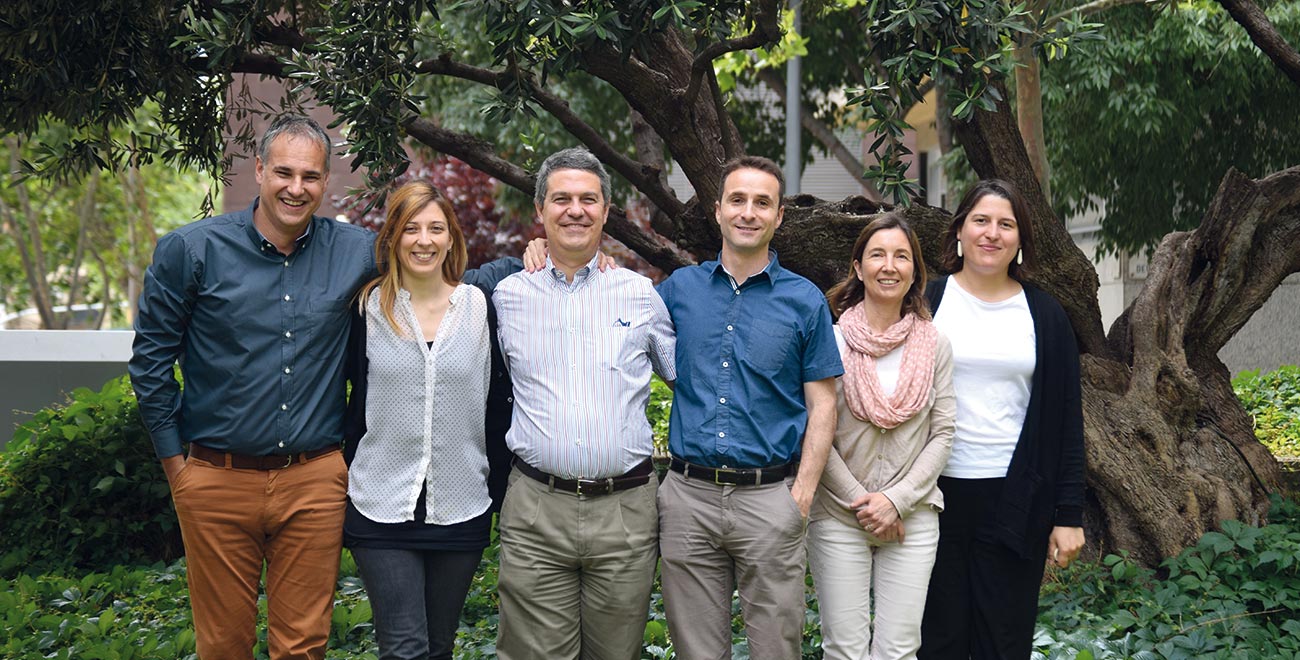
left=492, top=147, right=676, bottom=660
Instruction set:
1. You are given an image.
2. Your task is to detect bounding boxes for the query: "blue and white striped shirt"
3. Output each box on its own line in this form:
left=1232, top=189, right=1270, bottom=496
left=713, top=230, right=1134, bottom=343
left=494, top=255, right=676, bottom=479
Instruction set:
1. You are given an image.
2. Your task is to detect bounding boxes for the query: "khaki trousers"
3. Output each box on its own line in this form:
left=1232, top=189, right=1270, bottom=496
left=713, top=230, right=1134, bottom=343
left=171, top=450, right=347, bottom=660
left=657, top=470, right=808, bottom=660
left=496, top=468, right=660, bottom=660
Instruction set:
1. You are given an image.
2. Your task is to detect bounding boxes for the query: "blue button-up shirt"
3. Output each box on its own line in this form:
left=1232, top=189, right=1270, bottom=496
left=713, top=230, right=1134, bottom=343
left=129, top=199, right=376, bottom=458
left=657, top=252, right=842, bottom=468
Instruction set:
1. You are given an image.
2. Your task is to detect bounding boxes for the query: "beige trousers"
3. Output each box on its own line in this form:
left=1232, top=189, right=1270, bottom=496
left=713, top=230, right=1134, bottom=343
left=657, top=470, right=808, bottom=660
left=496, top=468, right=660, bottom=660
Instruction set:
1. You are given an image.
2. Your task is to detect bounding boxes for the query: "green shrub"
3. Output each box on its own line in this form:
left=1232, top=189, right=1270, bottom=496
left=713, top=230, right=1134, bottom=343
left=648, top=375, right=673, bottom=457
left=1233, top=365, right=1300, bottom=459
left=0, top=376, right=181, bottom=575
left=1035, top=494, right=1300, bottom=659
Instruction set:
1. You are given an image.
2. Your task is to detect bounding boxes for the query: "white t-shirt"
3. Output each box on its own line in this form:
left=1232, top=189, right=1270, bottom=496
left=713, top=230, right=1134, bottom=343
left=933, top=278, right=1035, bottom=478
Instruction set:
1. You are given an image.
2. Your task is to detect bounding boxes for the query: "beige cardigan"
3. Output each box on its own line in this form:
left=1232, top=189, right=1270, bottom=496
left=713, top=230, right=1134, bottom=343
left=809, top=327, right=956, bottom=530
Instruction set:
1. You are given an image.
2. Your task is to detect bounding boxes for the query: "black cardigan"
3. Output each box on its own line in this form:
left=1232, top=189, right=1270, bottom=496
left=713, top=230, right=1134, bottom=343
left=343, top=257, right=522, bottom=513
left=926, top=276, right=1086, bottom=558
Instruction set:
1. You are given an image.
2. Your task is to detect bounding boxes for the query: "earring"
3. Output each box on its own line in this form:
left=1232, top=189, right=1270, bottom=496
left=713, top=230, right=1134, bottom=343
left=1016, top=249, right=1023, bottom=265
left=956, top=242, right=963, bottom=258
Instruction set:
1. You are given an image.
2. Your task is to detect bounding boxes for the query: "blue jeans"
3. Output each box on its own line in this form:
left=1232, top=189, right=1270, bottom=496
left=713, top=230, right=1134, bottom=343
left=351, top=546, right=483, bottom=660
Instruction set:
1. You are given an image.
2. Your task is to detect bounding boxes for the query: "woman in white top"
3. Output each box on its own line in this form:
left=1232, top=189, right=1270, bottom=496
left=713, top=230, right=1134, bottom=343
left=918, top=179, right=1086, bottom=660
left=808, top=212, right=956, bottom=660
left=343, top=181, right=515, bottom=660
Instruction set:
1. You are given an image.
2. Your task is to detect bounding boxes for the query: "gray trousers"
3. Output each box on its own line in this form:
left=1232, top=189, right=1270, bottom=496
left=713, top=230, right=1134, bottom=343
left=496, top=468, right=659, bottom=660
left=657, top=470, right=808, bottom=660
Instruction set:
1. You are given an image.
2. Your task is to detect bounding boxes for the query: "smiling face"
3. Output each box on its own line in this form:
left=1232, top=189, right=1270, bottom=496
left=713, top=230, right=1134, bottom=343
left=716, top=167, right=783, bottom=259
left=397, top=203, right=453, bottom=284
left=957, top=194, right=1021, bottom=276
left=854, top=227, right=915, bottom=314
left=537, top=168, right=608, bottom=265
left=253, top=134, right=328, bottom=241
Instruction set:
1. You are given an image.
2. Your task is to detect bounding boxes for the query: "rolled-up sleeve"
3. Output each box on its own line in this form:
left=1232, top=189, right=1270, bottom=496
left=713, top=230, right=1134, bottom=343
left=128, top=233, right=198, bottom=459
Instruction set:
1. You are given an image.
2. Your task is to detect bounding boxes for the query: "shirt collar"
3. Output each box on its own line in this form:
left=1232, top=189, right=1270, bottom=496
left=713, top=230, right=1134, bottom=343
left=710, top=250, right=781, bottom=288
left=546, top=252, right=601, bottom=286
left=246, top=197, right=315, bottom=256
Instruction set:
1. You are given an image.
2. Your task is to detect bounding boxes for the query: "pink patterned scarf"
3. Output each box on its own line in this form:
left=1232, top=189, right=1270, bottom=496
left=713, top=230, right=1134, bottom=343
left=839, top=304, right=938, bottom=428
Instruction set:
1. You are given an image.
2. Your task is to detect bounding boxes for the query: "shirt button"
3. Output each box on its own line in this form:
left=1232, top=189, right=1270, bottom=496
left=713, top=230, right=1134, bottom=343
left=506, top=396, right=513, bottom=403
left=283, top=261, right=290, bottom=267
left=283, top=294, right=291, bottom=302
left=576, top=438, right=583, bottom=445
left=726, top=325, right=733, bottom=331
left=719, top=397, right=726, bottom=404
left=722, top=361, right=729, bottom=368
left=285, top=331, right=292, bottom=338
left=280, top=403, right=288, bottom=411
left=734, top=290, right=740, bottom=296
left=279, top=442, right=286, bottom=448
left=284, top=367, right=292, bottom=374
left=718, top=432, right=726, bottom=438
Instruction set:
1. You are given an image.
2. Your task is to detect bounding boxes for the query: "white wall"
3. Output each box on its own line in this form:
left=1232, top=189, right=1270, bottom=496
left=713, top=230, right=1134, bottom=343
left=0, top=331, right=134, bottom=448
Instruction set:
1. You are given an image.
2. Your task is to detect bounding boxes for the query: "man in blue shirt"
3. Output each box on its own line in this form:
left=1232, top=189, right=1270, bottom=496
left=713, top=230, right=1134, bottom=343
left=656, top=155, right=843, bottom=660
left=129, top=115, right=376, bottom=660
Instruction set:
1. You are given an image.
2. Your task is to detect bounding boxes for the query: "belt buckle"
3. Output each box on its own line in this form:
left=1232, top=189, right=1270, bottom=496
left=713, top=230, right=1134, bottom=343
left=714, top=469, right=728, bottom=486
left=576, top=478, right=595, bottom=496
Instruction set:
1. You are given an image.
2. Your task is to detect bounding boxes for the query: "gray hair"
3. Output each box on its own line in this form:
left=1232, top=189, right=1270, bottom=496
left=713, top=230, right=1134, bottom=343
left=534, top=147, right=611, bottom=207
left=259, top=114, right=333, bottom=174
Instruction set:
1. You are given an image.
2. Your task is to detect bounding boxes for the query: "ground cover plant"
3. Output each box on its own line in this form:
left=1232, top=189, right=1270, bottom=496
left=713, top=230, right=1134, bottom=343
left=4, top=495, right=1298, bottom=659
left=1234, top=365, right=1300, bottom=460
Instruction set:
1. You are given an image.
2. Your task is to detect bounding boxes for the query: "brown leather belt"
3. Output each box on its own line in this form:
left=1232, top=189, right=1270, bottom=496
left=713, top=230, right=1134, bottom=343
left=670, top=456, right=797, bottom=486
left=513, top=457, right=654, bottom=496
left=189, top=443, right=339, bottom=470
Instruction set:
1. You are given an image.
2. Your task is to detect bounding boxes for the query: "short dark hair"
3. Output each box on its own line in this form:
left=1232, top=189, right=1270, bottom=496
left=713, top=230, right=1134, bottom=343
left=259, top=114, right=332, bottom=174
left=826, top=212, right=930, bottom=321
left=534, top=147, right=612, bottom=208
left=939, top=178, right=1036, bottom=280
left=719, top=155, right=785, bottom=202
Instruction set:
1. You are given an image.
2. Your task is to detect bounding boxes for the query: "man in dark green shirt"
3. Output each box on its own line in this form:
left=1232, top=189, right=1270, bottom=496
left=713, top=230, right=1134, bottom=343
left=129, top=114, right=376, bottom=659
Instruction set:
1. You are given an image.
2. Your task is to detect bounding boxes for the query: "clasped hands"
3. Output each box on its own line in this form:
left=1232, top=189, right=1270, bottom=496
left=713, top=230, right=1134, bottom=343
left=851, top=491, right=904, bottom=542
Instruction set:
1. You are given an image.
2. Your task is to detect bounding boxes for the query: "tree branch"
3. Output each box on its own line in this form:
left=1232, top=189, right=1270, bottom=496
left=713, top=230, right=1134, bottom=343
left=606, top=207, right=693, bottom=273
left=414, top=54, right=688, bottom=218
left=755, top=67, right=883, bottom=200
left=706, top=65, right=743, bottom=160
left=682, top=0, right=784, bottom=108
left=403, top=117, right=691, bottom=273
left=1045, top=0, right=1150, bottom=25
left=405, top=118, right=535, bottom=195
left=230, top=52, right=287, bottom=76
left=1217, top=0, right=1300, bottom=88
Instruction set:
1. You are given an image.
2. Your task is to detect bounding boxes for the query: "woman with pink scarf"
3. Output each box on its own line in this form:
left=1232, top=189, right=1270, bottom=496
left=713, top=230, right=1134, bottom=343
left=808, top=212, right=957, bottom=660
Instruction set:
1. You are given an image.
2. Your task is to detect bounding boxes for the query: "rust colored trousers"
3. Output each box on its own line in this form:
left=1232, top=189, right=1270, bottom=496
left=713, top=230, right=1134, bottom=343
left=171, top=450, right=347, bottom=660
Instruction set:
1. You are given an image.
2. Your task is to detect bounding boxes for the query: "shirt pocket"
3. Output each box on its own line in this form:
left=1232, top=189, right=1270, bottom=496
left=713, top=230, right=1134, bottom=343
left=592, top=326, right=630, bottom=371
left=742, top=317, right=795, bottom=372
left=303, top=297, right=351, bottom=360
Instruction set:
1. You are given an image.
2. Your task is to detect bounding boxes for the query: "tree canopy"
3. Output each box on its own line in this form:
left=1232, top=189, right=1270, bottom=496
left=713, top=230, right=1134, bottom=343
left=1044, top=0, right=1300, bottom=254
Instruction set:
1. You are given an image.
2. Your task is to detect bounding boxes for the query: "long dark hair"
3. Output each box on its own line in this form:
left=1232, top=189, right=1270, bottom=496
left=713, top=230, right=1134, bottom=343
left=826, top=212, right=930, bottom=321
left=939, top=179, right=1036, bottom=280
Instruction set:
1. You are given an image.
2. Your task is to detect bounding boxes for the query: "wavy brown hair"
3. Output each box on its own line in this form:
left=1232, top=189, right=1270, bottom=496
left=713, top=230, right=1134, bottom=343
left=360, top=181, right=468, bottom=335
left=826, top=212, right=930, bottom=321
